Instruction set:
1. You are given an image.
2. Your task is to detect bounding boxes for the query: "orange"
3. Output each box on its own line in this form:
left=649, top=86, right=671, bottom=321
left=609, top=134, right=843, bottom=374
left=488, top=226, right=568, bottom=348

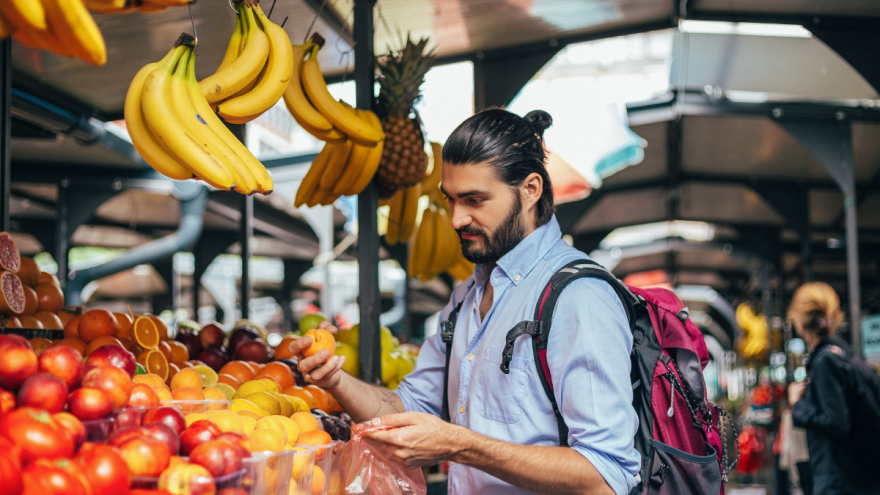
left=57, top=338, right=87, bottom=356
left=57, top=311, right=76, bottom=328
left=78, top=309, right=119, bottom=343
left=302, top=329, right=336, bottom=358
left=179, top=361, right=195, bottom=369
left=133, top=373, right=166, bottom=388
left=18, top=315, right=43, bottom=329
left=114, top=312, right=134, bottom=340
left=16, top=257, right=40, bottom=287
left=170, top=368, right=203, bottom=391
left=39, top=272, right=60, bottom=287
left=282, top=386, right=316, bottom=410
left=153, top=386, right=173, bottom=402
left=298, top=430, right=332, bottom=461
left=4, top=316, right=20, bottom=328
left=202, top=387, right=227, bottom=408
left=157, top=341, right=173, bottom=362
left=219, top=361, right=256, bottom=384
left=257, top=362, right=295, bottom=390
left=311, top=466, right=326, bottom=495
left=28, top=337, right=53, bottom=355
left=290, top=411, right=319, bottom=434
left=132, top=316, right=159, bottom=350
left=248, top=429, right=284, bottom=452
left=244, top=362, right=263, bottom=375
left=117, top=338, right=141, bottom=355
left=217, top=374, right=241, bottom=389
left=35, top=283, right=64, bottom=313
left=165, top=363, right=181, bottom=387
left=171, top=386, right=205, bottom=401
left=34, top=311, right=63, bottom=330
left=273, top=337, right=298, bottom=360
left=254, top=416, right=288, bottom=445
left=144, top=349, right=169, bottom=381
left=22, top=286, right=37, bottom=316
left=166, top=341, right=189, bottom=364
left=64, top=315, right=82, bottom=339
left=305, top=385, right=333, bottom=413
left=206, top=410, right=243, bottom=433
left=150, top=316, right=169, bottom=341
left=85, top=336, right=123, bottom=356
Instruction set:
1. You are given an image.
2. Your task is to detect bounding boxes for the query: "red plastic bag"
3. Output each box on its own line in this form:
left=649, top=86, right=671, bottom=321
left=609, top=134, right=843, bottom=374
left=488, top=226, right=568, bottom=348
left=330, top=422, right=427, bottom=495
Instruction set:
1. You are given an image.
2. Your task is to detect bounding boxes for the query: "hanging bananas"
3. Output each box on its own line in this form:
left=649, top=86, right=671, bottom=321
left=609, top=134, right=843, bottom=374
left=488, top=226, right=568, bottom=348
left=0, top=0, right=106, bottom=66
left=125, top=34, right=273, bottom=195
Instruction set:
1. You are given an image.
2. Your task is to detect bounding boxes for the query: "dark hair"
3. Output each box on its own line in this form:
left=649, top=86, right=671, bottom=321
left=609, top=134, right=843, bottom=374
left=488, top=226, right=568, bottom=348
left=442, top=108, right=555, bottom=226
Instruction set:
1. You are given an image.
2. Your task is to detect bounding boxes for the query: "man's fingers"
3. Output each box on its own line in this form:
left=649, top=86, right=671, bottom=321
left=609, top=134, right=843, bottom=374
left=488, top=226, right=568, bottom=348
left=317, top=321, right=339, bottom=334
left=310, top=355, right=342, bottom=382
left=297, top=349, right=333, bottom=373
left=370, top=411, right=417, bottom=429
left=287, top=336, right=312, bottom=357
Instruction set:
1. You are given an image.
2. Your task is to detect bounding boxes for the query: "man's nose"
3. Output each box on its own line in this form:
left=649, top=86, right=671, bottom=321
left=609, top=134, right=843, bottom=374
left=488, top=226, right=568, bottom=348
left=448, top=205, right=470, bottom=231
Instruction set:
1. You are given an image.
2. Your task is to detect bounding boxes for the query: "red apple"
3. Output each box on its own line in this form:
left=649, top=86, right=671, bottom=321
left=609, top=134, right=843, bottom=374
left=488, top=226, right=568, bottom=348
left=126, top=384, right=160, bottom=409
left=108, top=425, right=148, bottom=448
left=68, top=388, right=114, bottom=421
left=115, top=407, right=148, bottom=429
left=189, top=440, right=243, bottom=477
left=52, top=412, right=86, bottom=451
left=175, top=329, right=202, bottom=363
left=0, top=344, right=38, bottom=390
left=141, top=407, right=187, bottom=435
left=198, top=323, right=225, bottom=350
left=179, top=420, right=221, bottom=456
left=17, top=372, right=68, bottom=413
left=142, top=422, right=180, bottom=457
left=37, top=345, right=84, bottom=389
left=215, top=431, right=251, bottom=454
left=118, top=436, right=171, bottom=477
left=0, top=390, right=15, bottom=414
left=197, top=348, right=227, bottom=372
left=0, top=334, right=29, bottom=350
left=231, top=339, right=271, bottom=363
left=158, top=462, right=215, bottom=495
left=85, top=345, right=137, bottom=378
left=81, top=365, right=132, bottom=410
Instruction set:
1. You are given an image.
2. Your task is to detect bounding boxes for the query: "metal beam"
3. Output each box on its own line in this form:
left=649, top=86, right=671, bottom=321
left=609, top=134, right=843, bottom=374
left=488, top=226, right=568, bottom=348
left=240, top=194, right=253, bottom=320
left=0, top=40, right=10, bottom=232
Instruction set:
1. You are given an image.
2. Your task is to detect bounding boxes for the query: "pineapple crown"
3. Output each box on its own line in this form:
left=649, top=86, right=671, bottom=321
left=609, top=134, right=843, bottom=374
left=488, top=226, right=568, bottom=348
left=376, top=35, right=436, bottom=118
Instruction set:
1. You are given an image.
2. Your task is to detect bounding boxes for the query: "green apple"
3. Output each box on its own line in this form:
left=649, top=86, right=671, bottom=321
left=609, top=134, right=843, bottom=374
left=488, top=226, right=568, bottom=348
left=298, top=313, right=327, bottom=335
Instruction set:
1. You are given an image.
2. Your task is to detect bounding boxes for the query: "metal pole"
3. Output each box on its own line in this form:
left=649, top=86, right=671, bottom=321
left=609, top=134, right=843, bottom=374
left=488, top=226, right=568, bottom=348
left=354, top=0, right=381, bottom=384
left=0, top=40, right=11, bottom=233
left=55, top=180, right=69, bottom=285
left=840, top=122, right=861, bottom=355
left=240, top=194, right=253, bottom=320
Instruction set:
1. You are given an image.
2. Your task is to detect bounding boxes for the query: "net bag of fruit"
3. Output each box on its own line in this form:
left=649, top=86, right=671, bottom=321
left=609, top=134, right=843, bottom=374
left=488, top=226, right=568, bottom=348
left=330, top=422, right=427, bottom=495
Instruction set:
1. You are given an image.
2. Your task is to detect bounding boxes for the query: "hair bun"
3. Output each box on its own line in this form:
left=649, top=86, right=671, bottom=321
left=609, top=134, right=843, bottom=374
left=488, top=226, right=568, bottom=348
left=524, top=110, right=552, bottom=137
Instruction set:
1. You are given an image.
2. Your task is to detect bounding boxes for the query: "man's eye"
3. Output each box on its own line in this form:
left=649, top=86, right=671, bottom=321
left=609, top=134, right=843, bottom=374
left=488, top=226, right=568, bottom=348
left=468, top=198, right=483, bottom=205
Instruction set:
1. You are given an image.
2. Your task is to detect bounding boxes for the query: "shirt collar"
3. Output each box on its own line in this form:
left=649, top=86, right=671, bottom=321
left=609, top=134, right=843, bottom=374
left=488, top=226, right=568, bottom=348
left=473, top=215, right=563, bottom=286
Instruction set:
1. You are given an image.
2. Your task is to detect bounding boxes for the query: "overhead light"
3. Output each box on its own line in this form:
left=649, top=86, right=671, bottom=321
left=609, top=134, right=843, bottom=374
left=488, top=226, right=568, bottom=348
left=679, top=20, right=812, bottom=38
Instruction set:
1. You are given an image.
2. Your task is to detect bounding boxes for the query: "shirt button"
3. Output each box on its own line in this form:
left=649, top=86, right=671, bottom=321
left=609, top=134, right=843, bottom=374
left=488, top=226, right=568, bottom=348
left=514, top=274, right=521, bottom=281
left=459, top=405, right=466, bottom=413
left=467, top=353, right=474, bottom=361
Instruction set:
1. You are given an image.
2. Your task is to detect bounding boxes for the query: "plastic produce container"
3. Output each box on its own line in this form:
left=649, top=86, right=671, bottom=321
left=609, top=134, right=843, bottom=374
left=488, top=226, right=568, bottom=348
left=113, top=406, right=154, bottom=429
left=131, top=468, right=247, bottom=492
left=160, top=399, right=233, bottom=414
left=81, top=417, right=115, bottom=443
left=297, top=442, right=335, bottom=495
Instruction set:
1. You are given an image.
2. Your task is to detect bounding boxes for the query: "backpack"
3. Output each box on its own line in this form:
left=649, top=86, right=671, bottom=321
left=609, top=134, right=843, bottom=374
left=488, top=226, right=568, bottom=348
left=440, top=260, right=738, bottom=495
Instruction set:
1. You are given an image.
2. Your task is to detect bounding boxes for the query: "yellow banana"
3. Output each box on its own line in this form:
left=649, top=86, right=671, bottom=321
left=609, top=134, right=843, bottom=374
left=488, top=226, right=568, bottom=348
left=284, top=43, right=336, bottom=134
left=399, top=182, right=421, bottom=242
left=385, top=189, right=404, bottom=245
left=200, top=6, right=269, bottom=104
left=301, top=48, right=385, bottom=146
left=42, top=0, right=105, bottom=66
left=185, top=52, right=273, bottom=195
left=295, top=142, right=334, bottom=208
left=172, top=48, right=258, bottom=195
left=422, top=142, right=443, bottom=191
left=125, top=49, right=193, bottom=181
left=431, top=206, right=450, bottom=276
left=85, top=0, right=134, bottom=14
left=216, top=9, right=244, bottom=72
left=216, top=5, right=293, bottom=124
left=142, top=44, right=234, bottom=190
left=0, top=0, right=46, bottom=32
left=345, top=110, right=384, bottom=195
left=332, top=141, right=371, bottom=197
left=137, top=2, right=167, bottom=13
left=313, top=140, right=353, bottom=206
left=411, top=206, right=437, bottom=280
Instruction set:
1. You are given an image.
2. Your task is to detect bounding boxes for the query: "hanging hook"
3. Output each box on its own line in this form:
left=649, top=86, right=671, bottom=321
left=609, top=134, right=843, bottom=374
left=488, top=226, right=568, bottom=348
left=229, top=0, right=239, bottom=14
left=188, top=3, right=198, bottom=48
left=304, top=0, right=329, bottom=44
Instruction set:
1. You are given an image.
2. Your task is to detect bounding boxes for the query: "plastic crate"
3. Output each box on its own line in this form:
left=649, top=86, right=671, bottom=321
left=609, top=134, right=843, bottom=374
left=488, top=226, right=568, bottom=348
left=81, top=417, right=115, bottom=443
left=160, top=399, right=233, bottom=414
left=131, top=467, right=247, bottom=492
left=113, top=406, right=154, bottom=430
left=296, top=442, right=335, bottom=495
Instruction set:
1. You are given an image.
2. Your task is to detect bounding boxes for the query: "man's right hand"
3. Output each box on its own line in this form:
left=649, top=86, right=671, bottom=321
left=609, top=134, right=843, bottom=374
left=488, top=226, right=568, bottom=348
left=287, top=321, right=347, bottom=390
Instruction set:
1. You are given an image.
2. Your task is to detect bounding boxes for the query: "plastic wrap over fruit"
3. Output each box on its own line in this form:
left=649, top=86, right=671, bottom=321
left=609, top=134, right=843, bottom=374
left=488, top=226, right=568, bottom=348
left=331, top=422, right=426, bottom=495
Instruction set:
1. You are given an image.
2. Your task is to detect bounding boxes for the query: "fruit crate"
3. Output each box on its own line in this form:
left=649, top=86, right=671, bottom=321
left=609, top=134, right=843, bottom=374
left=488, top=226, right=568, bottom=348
left=296, top=442, right=336, bottom=495
left=81, top=417, right=116, bottom=443
left=160, top=399, right=233, bottom=414
left=131, top=467, right=248, bottom=492
left=0, top=326, right=64, bottom=340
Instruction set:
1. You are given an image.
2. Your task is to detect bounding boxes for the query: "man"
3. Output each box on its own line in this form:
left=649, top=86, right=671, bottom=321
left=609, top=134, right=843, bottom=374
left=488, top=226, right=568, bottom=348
left=292, top=108, right=641, bottom=495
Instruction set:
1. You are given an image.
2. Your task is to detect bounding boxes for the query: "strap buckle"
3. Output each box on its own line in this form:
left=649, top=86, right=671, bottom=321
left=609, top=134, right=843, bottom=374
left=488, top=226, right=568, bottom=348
left=440, top=320, right=455, bottom=343
left=500, top=321, right=542, bottom=374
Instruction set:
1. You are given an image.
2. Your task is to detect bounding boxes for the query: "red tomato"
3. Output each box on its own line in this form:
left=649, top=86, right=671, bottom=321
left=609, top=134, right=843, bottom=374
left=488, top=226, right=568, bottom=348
left=74, top=443, right=130, bottom=495
left=0, top=407, right=74, bottom=464
left=21, top=463, right=88, bottom=495
left=0, top=449, right=23, bottom=495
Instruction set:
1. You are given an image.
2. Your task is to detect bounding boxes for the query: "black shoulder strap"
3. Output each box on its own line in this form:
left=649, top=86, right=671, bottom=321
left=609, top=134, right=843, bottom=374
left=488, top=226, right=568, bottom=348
left=501, top=259, right=641, bottom=445
left=440, top=281, right=475, bottom=422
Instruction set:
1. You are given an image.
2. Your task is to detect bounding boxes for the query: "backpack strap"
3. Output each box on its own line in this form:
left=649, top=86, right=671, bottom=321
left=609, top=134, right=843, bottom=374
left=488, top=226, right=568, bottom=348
left=440, top=281, right=475, bottom=422
left=500, top=259, right=641, bottom=445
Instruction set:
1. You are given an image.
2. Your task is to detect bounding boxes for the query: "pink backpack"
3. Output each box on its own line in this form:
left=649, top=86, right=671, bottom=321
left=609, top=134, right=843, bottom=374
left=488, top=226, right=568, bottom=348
left=441, top=260, right=738, bottom=494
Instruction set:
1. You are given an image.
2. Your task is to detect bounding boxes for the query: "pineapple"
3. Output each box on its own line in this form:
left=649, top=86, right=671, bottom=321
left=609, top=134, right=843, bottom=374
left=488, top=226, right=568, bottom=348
left=375, top=36, right=436, bottom=198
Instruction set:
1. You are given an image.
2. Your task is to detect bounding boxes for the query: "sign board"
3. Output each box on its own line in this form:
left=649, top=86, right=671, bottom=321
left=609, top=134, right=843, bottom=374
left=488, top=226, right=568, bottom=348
left=863, top=314, right=880, bottom=364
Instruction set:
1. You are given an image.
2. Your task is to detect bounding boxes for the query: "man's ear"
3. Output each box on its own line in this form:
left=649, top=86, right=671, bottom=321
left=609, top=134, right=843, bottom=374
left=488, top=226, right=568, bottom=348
left=521, top=172, right=543, bottom=212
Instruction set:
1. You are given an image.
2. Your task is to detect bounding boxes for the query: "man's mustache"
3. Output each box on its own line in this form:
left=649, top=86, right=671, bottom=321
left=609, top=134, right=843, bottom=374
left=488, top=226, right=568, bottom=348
left=456, top=226, right=486, bottom=238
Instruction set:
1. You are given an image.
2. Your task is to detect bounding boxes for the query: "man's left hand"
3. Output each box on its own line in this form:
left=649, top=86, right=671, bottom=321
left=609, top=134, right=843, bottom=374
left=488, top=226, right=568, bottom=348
left=365, top=412, right=468, bottom=468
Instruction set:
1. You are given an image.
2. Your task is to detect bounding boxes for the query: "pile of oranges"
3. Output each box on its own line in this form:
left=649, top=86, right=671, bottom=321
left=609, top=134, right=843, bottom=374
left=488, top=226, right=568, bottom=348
left=217, top=360, right=342, bottom=415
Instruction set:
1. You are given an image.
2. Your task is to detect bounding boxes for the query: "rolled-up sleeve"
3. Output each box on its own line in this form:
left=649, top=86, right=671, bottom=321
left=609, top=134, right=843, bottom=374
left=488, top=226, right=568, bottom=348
left=547, top=278, right=641, bottom=495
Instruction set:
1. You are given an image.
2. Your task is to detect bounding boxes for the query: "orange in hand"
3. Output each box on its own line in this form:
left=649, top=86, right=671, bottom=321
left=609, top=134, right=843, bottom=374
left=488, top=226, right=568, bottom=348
left=301, top=329, right=336, bottom=358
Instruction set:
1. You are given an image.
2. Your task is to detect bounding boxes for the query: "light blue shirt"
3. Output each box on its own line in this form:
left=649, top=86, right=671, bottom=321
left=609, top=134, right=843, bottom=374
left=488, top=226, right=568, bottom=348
left=395, top=216, right=641, bottom=495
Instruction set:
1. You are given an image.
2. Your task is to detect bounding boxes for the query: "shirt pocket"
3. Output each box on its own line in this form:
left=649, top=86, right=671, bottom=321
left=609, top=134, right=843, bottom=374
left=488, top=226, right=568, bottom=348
left=475, top=348, right=530, bottom=424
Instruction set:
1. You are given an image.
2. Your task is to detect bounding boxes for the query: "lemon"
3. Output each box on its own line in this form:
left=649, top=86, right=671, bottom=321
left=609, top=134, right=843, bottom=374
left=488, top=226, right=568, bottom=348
left=193, top=365, right=219, bottom=386
left=207, top=410, right=244, bottom=433
left=255, top=416, right=288, bottom=445
left=255, top=378, right=280, bottom=393
left=233, top=380, right=268, bottom=399
left=249, top=428, right=284, bottom=452
left=240, top=415, right=257, bottom=435
left=395, top=352, right=415, bottom=381
left=336, top=327, right=359, bottom=347
left=213, top=383, right=236, bottom=400
left=271, top=393, right=294, bottom=417
left=336, top=342, right=359, bottom=376
left=231, top=398, right=269, bottom=417
left=273, top=415, right=301, bottom=444
left=380, top=326, right=395, bottom=352
left=284, top=394, right=310, bottom=413
left=380, top=350, right=399, bottom=384
left=246, top=392, right=281, bottom=415
left=386, top=380, right=400, bottom=390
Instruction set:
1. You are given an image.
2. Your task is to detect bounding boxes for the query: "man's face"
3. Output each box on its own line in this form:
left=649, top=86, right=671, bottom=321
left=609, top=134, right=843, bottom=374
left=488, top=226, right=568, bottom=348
left=441, top=162, right=527, bottom=264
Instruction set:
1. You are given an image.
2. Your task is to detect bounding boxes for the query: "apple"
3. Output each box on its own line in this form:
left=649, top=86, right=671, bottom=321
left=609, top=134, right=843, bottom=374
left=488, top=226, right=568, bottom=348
left=215, top=432, right=251, bottom=454
left=85, top=345, right=137, bottom=378
left=118, top=436, right=171, bottom=477
left=232, top=339, right=272, bottom=363
left=68, top=388, right=114, bottom=421
left=108, top=426, right=148, bottom=448
left=37, top=345, right=84, bottom=389
left=126, top=384, right=160, bottom=409
left=17, top=372, right=68, bottom=413
left=197, top=348, right=228, bottom=372
left=115, top=407, right=148, bottom=430
left=0, top=334, right=29, bottom=350
left=158, top=462, right=216, bottom=495
left=0, top=390, right=15, bottom=414
left=189, top=440, right=244, bottom=477
left=0, top=344, right=38, bottom=390
left=227, top=326, right=259, bottom=354
left=199, top=323, right=225, bottom=350
left=81, top=365, right=132, bottom=409
left=142, top=422, right=180, bottom=457
left=53, top=412, right=86, bottom=451
left=179, top=420, right=221, bottom=456
left=175, top=330, right=202, bottom=362
left=142, top=407, right=187, bottom=435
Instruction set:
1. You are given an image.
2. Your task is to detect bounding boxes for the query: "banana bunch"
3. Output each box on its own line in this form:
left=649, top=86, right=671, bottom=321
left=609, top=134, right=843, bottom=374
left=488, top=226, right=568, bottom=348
left=0, top=0, right=106, bottom=66
left=124, top=34, right=273, bottom=195
left=199, top=0, right=292, bottom=125
left=736, top=302, right=769, bottom=360
left=84, top=0, right=188, bottom=14
left=408, top=202, right=472, bottom=282
left=386, top=142, right=442, bottom=245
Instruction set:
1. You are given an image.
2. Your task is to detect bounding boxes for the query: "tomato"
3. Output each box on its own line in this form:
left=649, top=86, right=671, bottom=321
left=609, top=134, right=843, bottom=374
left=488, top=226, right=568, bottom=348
left=0, top=407, right=74, bottom=464
left=74, top=443, right=130, bottom=495
left=0, top=449, right=23, bottom=495
left=21, top=463, right=88, bottom=495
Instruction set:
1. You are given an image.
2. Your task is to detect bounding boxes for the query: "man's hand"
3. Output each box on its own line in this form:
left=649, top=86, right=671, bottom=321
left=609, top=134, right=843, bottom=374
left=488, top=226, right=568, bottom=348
left=788, top=381, right=807, bottom=405
left=365, top=412, right=468, bottom=469
left=287, top=320, right=346, bottom=389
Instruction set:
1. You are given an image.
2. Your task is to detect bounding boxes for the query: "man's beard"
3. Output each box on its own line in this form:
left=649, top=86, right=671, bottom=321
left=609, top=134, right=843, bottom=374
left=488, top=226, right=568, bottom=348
left=457, top=196, right=526, bottom=264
